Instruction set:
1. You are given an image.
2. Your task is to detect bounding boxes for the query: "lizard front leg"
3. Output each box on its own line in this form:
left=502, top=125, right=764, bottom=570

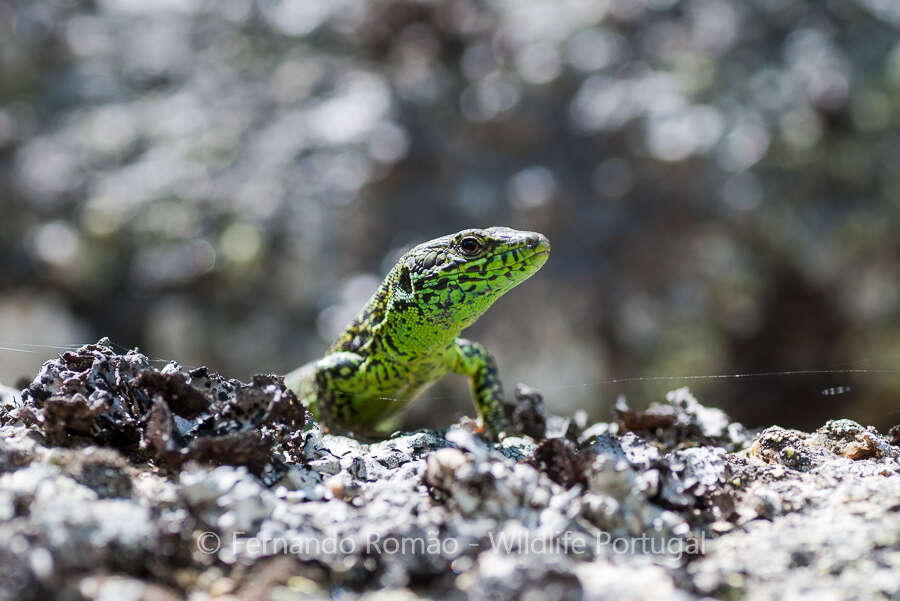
left=452, top=338, right=510, bottom=437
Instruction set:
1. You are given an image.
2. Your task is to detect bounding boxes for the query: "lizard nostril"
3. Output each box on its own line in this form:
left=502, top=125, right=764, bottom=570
left=524, top=233, right=550, bottom=253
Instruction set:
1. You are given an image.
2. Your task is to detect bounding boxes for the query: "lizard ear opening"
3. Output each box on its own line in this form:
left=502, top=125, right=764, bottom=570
left=398, top=265, right=413, bottom=295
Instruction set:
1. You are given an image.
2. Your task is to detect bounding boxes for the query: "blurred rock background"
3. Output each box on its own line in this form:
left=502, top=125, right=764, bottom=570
left=1, top=0, right=899, bottom=431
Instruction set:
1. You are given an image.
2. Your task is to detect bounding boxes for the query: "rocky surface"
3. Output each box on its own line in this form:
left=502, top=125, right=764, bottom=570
left=1, top=340, right=899, bottom=601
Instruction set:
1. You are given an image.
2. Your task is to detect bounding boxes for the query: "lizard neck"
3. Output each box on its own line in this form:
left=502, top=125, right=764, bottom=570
left=328, top=279, right=462, bottom=360
left=327, top=279, right=392, bottom=355
left=377, top=296, right=461, bottom=360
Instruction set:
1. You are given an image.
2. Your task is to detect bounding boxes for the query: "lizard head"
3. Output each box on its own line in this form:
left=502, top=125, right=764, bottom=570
left=393, top=226, right=550, bottom=328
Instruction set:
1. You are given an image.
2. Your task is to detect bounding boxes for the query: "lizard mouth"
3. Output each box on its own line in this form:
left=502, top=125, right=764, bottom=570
left=480, top=245, right=549, bottom=275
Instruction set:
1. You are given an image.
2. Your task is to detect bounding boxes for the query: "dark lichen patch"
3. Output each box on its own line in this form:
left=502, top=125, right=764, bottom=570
left=613, top=388, right=752, bottom=453
left=526, top=437, right=588, bottom=488
left=614, top=396, right=678, bottom=432
left=507, top=383, right=547, bottom=439
left=10, top=339, right=309, bottom=476
left=890, top=425, right=900, bottom=447
left=146, top=398, right=276, bottom=474
left=133, top=371, right=212, bottom=419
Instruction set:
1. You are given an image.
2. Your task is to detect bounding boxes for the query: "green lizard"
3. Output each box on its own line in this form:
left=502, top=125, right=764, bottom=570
left=285, top=226, right=550, bottom=439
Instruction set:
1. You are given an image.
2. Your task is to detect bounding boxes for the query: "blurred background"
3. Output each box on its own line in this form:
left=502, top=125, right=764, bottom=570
left=2, top=0, right=900, bottom=432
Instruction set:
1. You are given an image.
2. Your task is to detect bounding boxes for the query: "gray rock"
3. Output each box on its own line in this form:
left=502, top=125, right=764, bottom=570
left=3, top=344, right=900, bottom=600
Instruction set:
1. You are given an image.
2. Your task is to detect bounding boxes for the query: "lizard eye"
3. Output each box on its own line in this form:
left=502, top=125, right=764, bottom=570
left=398, top=265, right=413, bottom=294
left=459, top=236, right=483, bottom=256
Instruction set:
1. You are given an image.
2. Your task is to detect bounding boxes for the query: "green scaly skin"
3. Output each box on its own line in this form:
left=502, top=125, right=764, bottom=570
left=284, top=226, right=550, bottom=439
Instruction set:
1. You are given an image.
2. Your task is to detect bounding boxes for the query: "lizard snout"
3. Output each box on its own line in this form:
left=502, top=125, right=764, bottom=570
left=524, top=232, right=550, bottom=253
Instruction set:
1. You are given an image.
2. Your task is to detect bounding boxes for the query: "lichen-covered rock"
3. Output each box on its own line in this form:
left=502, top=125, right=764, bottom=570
left=692, top=422, right=900, bottom=601
left=9, top=339, right=309, bottom=478
left=613, top=387, right=753, bottom=451
left=1, top=342, right=900, bottom=601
